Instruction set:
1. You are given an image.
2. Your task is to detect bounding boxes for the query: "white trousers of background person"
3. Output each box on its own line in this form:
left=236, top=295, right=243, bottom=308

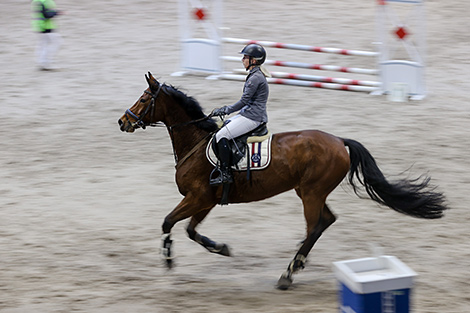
left=215, top=114, right=261, bottom=143
left=36, top=32, right=62, bottom=69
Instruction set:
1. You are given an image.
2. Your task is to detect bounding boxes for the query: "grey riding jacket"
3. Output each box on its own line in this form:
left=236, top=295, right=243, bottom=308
left=224, top=66, right=269, bottom=123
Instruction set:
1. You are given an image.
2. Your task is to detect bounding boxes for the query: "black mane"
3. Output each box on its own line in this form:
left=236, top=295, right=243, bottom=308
left=163, top=84, right=218, bottom=132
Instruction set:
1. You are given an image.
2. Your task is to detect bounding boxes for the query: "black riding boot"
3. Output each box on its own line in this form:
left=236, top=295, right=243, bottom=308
left=217, top=138, right=234, bottom=184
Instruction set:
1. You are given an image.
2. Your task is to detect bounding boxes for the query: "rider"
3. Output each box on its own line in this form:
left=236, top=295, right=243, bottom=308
left=212, top=44, right=269, bottom=185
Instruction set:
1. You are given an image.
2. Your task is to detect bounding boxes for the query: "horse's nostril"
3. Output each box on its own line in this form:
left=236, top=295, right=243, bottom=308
left=118, top=119, right=123, bottom=126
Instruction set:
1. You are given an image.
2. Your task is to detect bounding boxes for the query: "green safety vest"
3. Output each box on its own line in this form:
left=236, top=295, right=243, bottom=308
left=31, top=0, right=57, bottom=32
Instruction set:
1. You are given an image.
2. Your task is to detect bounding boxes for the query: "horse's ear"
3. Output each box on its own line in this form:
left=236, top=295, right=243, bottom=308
left=146, top=72, right=159, bottom=90
left=145, top=72, right=152, bottom=86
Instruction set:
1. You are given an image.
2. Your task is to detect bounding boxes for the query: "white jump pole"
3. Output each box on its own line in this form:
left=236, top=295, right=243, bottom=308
left=222, top=37, right=379, bottom=57
left=231, top=69, right=381, bottom=87
left=219, top=74, right=378, bottom=93
left=222, top=56, right=378, bottom=75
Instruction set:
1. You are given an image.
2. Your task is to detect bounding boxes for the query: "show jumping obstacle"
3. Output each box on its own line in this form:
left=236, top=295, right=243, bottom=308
left=222, top=56, right=379, bottom=75
left=231, top=69, right=381, bottom=87
left=220, top=73, right=379, bottom=93
left=173, top=0, right=426, bottom=99
left=222, top=37, right=379, bottom=57
left=218, top=38, right=380, bottom=92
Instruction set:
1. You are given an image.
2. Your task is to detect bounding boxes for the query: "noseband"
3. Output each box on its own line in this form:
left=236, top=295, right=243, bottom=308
left=125, top=83, right=163, bottom=130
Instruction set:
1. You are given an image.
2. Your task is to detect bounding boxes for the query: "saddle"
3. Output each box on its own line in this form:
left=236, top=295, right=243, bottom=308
left=208, top=123, right=271, bottom=170
left=207, top=123, right=271, bottom=205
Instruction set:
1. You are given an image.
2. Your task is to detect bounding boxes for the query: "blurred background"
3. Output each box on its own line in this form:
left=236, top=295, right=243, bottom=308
left=1, top=1, right=469, bottom=312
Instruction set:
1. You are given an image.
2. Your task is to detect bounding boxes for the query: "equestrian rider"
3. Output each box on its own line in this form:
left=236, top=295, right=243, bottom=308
left=212, top=44, right=269, bottom=184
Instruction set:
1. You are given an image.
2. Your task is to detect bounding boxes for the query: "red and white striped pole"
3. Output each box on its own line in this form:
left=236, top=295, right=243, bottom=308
left=219, top=74, right=378, bottom=93
left=223, top=37, right=378, bottom=57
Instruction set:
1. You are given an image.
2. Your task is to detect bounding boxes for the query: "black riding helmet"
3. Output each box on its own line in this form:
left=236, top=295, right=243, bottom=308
left=240, top=44, right=266, bottom=65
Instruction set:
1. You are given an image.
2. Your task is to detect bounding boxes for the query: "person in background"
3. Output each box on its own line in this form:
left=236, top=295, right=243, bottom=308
left=31, top=0, right=63, bottom=70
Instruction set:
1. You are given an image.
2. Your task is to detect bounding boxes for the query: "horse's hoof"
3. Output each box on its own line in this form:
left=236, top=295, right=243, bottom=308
left=209, top=243, right=231, bottom=256
left=277, top=275, right=293, bottom=290
left=218, top=244, right=231, bottom=257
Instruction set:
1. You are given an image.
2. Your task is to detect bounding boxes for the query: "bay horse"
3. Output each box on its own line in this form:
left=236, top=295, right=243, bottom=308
left=118, top=72, right=448, bottom=290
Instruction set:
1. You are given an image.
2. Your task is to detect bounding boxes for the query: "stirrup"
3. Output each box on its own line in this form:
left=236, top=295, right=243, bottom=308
left=210, top=167, right=223, bottom=186
left=209, top=167, right=233, bottom=186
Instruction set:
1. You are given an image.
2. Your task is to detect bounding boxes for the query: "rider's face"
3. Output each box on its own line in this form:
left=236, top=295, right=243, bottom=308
left=242, top=55, right=251, bottom=68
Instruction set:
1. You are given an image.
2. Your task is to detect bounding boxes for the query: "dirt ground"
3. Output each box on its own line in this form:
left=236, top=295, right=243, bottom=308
left=1, top=1, right=469, bottom=312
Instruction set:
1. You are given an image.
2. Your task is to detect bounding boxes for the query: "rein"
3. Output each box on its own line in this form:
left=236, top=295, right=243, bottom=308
left=174, top=131, right=215, bottom=170
left=167, top=114, right=214, bottom=131
left=167, top=113, right=215, bottom=167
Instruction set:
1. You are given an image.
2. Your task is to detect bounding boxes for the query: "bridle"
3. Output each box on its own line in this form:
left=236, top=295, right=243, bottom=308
left=124, top=82, right=164, bottom=130
left=123, top=81, right=217, bottom=167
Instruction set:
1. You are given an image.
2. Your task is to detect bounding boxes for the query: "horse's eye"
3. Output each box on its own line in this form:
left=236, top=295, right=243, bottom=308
left=140, top=98, right=146, bottom=103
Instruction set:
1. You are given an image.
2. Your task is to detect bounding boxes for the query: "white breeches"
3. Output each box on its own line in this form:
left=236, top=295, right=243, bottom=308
left=215, top=115, right=262, bottom=142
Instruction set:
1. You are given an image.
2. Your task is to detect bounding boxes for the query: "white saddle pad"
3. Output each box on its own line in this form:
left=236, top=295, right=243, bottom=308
left=206, top=135, right=273, bottom=171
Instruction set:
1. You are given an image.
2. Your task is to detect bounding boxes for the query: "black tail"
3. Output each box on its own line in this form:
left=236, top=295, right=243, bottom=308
left=343, top=138, right=448, bottom=219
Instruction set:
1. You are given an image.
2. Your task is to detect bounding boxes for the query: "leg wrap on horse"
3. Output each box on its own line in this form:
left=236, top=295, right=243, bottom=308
left=288, top=254, right=307, bottom=273
left=187, top=224, right=231, bottom=256
left=195, top=233, right=230, bottom=255
left=161, top=233, right=174, bottom=268
left=277, top=254, right=307, bottom=290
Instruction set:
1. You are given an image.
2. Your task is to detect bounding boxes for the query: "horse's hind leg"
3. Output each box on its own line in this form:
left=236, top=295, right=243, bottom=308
left=186, top=209, right=231, bottom=256
left=277, top=192, right=336, bottom=290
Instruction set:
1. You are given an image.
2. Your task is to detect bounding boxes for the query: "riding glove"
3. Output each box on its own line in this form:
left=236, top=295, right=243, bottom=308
left=213, top=107, right=228, bottom=116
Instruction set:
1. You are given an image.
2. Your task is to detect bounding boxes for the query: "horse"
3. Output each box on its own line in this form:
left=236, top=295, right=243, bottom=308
left=118, top=72, right=448, bottom=290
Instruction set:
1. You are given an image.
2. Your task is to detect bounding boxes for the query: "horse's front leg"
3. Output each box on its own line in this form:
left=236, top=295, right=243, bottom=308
left=186, top=209, right=231, bottom=257
left=161, top=232, right=174, bottom=269
left=161, top=196, right=216, bottom=269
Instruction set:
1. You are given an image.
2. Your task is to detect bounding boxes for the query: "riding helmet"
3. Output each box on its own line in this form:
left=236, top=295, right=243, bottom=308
left=240, top=44, right=266, bottom=65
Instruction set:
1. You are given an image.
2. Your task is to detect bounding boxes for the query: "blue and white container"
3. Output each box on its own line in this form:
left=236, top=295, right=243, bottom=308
left=333, top=256, right=417, bottom=313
